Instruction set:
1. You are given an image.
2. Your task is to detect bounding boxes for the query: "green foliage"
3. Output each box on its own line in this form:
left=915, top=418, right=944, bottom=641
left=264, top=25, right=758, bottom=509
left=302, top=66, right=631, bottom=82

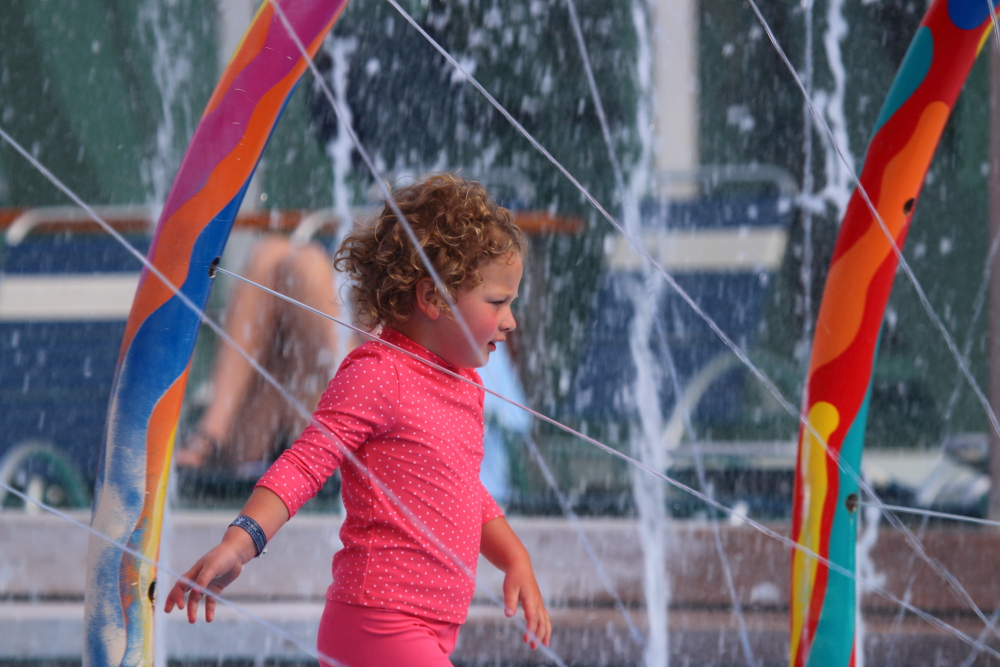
left=0, top=0, right=216, bottom=207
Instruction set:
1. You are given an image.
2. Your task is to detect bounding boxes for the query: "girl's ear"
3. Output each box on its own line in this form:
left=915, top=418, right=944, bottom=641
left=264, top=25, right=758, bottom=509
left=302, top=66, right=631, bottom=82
left=414, top=277, right=444, bottom=320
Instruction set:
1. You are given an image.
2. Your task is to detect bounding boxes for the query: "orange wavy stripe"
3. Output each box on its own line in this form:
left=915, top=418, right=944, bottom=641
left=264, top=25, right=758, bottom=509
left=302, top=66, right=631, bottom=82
left=143, top=367, right=189, bottom=550
left=123, top=65, right=307, bottom=352
left=809, top=102, right=949, bottom=373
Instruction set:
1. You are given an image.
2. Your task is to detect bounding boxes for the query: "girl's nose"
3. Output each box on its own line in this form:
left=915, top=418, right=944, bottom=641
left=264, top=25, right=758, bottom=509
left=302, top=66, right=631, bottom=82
left=501, top=310, right=517, bottom=332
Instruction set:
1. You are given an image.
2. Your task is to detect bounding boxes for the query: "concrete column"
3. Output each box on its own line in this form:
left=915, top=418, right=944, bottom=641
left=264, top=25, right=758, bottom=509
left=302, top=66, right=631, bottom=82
left=989, top=37, right=1000, bottom=520
left=651, top=0, right=700, bottom=196
left=218, top=0, right=263, bottom=210
left=218, top=0, right=258, bottom=73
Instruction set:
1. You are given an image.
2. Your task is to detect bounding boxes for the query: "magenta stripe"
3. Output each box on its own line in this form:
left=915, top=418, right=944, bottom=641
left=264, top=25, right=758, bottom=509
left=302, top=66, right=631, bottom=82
left=157, top=0, right=344, bottom=228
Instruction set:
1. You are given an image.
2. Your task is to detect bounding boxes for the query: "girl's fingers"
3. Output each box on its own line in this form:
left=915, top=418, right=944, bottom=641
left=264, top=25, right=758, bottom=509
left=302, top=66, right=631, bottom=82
left=204, top=589, right=218, bottom=623
left=163, top=583, right=188, bottom=613
left=503, top=585, right=519, bottom=618
left=523, top=604, right=540, bottom=648
left=165, top=546, right=243, bottom=623
left=163, top=587, right=177, bottom=613
left=522, top=604, right=551, bottom=649
left=186, top=587, right=203, bottom=624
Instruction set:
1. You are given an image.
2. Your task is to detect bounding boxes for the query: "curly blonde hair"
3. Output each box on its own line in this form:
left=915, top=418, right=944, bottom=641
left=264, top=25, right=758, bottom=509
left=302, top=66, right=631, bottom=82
left=334, top=173, right=527, bottom=331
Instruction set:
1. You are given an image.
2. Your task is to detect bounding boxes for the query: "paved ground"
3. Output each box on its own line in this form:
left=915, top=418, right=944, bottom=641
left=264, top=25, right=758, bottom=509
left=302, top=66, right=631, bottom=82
left=2, top=512, right=999, bottom=665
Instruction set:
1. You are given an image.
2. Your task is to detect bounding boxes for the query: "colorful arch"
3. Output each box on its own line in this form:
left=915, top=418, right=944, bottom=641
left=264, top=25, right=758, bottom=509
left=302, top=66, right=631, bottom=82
left=82, top=2, right=349, bottom=664
left=790, top=1, right=1000, bottom=665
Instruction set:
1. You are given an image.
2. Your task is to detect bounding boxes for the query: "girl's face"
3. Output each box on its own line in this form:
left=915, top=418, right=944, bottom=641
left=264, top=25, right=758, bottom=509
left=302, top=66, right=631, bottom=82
left=437, top=254, right=523, bottom=368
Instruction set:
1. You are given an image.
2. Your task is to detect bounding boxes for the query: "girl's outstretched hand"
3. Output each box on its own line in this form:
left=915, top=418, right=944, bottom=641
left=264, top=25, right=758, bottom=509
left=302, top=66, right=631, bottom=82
left=502, top=560, right=552, bottom=650
left=164, top=488, right=289, bottom=623
left=481, top=516, right=552, bottom=651
left=165, top=489, right=288, bottom=623
left=163, top=542, right=244, bottom=624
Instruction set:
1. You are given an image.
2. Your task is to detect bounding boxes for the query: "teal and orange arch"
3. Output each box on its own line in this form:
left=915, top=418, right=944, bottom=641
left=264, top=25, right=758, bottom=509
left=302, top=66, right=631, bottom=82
left=791, top=1, right=1000, bottom=665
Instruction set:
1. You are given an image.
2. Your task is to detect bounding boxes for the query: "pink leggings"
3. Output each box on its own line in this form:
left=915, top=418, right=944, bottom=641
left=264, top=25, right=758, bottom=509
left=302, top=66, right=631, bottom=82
left=316, top=601, right=460, bottom=667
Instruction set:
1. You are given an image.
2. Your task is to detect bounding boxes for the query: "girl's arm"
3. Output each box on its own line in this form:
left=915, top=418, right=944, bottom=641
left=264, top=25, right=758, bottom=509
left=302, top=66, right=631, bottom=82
left=480, top=517, right=551, bottom=649
left=163, top=486, right=290, bottom=623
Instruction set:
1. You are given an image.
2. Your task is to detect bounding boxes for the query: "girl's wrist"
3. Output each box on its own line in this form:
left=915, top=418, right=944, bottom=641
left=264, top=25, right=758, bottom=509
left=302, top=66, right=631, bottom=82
left=508, top=553, right=533, bottom=575
left=494, top=546, right=531, bottom=574
left=222, top=524, right=261, bottom=564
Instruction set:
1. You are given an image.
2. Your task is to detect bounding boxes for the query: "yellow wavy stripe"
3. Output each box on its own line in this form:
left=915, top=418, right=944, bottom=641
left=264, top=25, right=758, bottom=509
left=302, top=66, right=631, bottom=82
left=123, top=368, right=190, bottom=664
left=791, top=401, right=840, bottom=664
left=977, top=22, right=993, bottom=56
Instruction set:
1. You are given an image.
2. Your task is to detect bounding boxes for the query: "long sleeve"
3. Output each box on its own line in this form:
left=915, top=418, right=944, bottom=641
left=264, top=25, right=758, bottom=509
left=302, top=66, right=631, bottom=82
left=481, top=481, right=504, bottom=525
left=256, top=347, right=397, bottom=517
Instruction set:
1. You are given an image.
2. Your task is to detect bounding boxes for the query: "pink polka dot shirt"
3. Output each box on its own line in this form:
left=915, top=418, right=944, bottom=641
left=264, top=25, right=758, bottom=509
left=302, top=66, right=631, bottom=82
left=256, top=328, right=504, bottom=623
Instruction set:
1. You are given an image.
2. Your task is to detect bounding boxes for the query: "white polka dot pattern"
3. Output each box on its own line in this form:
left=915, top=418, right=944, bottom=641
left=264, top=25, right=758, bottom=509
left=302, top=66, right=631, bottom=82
left=256, top=329, right=504, bottom=623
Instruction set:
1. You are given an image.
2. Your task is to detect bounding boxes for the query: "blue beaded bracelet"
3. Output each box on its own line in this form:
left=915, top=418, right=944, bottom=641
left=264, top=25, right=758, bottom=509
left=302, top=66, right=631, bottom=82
left=230, top=515, right=267, bottom=557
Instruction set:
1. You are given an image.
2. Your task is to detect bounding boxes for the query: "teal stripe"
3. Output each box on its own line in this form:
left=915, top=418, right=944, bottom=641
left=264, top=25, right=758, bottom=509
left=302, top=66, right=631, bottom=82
left=872, top=26, right=933, bottom=136
left=806, top=339, right=880, bottom=667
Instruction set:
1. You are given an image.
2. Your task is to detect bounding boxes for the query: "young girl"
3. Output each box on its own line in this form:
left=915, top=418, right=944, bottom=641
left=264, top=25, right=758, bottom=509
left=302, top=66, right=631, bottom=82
left=164, top=173, right=551, bottom=666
